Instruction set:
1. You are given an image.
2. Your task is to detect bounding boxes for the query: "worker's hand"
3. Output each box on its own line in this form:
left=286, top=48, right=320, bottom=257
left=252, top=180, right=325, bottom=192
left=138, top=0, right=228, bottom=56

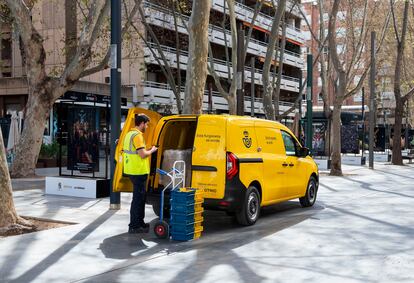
left=150, top=146, right=158, bottom=153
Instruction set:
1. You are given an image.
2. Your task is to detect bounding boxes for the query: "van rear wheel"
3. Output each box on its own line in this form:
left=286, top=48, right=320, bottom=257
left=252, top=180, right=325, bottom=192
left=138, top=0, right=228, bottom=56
left=299, top=176, right=318, bottom=207
left=236, top=186, right=260, bottom=226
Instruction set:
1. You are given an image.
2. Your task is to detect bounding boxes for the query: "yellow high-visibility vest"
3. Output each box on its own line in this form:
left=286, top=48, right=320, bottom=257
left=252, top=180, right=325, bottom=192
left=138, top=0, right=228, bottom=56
left=122, top=129, right=149, bottom=175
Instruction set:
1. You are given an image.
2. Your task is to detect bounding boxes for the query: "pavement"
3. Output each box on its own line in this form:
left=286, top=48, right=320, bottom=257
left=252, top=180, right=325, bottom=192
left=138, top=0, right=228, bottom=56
left=1, top=162, right=414, bottom=283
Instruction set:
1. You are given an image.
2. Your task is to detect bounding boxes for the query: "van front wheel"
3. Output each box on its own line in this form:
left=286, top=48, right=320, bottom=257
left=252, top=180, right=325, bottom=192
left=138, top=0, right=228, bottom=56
left=299, top=176, right=318, bottom=207
left=236, top=186, right=260, bottom=226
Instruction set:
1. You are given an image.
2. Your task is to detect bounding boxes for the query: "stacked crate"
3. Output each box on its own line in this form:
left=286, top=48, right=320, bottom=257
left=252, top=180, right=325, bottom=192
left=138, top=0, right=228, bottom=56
left=170, top=188, right=204, bottom=241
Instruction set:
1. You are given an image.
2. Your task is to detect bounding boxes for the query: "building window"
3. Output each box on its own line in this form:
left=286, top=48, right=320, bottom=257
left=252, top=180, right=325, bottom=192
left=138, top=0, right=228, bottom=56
left=1, top=38, right=12, bottom=60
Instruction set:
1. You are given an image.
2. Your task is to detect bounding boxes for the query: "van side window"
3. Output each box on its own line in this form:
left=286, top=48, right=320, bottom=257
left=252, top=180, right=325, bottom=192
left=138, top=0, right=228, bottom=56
left=281, top=131, right=298, bottom=156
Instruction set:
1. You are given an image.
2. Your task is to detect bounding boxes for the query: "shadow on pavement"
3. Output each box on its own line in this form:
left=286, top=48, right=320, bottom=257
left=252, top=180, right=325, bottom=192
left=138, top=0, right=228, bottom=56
left=81, top=201, right=324, bottom=282
left=374, top=168, right=414, bottom=181
left=342, top=176, right=414, bottom=199
left=8, top=210, right=116, bottom=283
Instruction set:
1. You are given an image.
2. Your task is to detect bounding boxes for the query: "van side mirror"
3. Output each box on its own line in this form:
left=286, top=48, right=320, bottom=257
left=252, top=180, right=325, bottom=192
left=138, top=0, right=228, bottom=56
left=298, top=147, right=309, bottom=158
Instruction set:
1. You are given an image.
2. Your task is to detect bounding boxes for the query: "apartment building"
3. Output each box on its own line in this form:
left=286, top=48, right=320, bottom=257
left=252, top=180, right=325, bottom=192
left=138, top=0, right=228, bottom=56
left=142, top=0, right=304, bottom=115
left=0, top=0, right=304, bottom=142
left=301, top=0, right=365, bottom=111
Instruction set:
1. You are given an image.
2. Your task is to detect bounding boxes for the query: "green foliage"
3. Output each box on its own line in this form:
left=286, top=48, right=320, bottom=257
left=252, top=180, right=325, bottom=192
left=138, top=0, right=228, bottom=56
left=39, top=141, right=62, bottom=159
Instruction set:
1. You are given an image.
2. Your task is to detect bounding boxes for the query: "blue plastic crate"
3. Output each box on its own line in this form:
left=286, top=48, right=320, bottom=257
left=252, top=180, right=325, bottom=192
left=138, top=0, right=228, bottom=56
left=170, top=192, right=195, bottom=204
left=170, top=231, right=195, bottom=241
left=171, top=227, right=203, bottom=241
left=170, top=212, right=196, bottom=222
left=170, top=202, right=195, bottom=213
left=170, top=226, right=194, bottom=234
left=170, top=219, right=203, bottom=232
left=170, top=201, right=203, bottom=213
left=170, top=215, right=204, bottom=225
left=170, top=210, right=203, bottom=222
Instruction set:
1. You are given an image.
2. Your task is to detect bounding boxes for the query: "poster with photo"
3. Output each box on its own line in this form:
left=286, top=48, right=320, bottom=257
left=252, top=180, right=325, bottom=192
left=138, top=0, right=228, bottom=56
left=409, top=129, right=414, bottom=149
left=374, top=127, right=386, bottom=151
left=67, top=106, right=99, bottom=172
left=341, top=125, right=359, bottom=154
left=312, top=122, right=327, bottom=156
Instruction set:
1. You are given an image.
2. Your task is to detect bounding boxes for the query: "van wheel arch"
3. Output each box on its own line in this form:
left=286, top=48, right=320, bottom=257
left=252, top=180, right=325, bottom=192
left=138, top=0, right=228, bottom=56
left=299, top=176, right=318, bottom=207
left=236, top=185, right=261, bottom=226
left=249, top=181, right=262, bottom=203
left=311, top=172, right=319, bottom=184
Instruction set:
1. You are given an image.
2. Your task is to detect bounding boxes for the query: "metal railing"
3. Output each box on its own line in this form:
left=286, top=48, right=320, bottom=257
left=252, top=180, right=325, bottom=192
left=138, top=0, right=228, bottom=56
left=215, top=0, right=304, bottom=38
left=232, top=0, right=301, bottom=31
left=143, top=81, right=295, bottom=108
left=145, top=42, right=300, bottom=85
left=144, top=1, right=304, bottom=47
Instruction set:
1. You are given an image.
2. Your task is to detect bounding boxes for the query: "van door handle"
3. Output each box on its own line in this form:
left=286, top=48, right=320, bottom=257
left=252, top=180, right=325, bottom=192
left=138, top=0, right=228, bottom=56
left=282, top=163, right=288, bottom=167
left=289, top=163, right=294, bottom=167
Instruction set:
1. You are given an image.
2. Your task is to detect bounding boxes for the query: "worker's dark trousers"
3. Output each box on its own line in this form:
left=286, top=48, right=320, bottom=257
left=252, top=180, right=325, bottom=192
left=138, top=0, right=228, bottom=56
left=129, top=174, right=148, bottom=229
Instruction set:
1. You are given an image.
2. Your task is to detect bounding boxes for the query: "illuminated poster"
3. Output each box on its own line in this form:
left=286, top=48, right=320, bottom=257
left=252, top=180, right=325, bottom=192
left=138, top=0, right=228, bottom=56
left=312, top=122, right=327, bottom=156
left=67, top=106, right=99, bottom=172
left=374, top=127, right=386, bottom=151
left=341, top=125, right=359, bottom=154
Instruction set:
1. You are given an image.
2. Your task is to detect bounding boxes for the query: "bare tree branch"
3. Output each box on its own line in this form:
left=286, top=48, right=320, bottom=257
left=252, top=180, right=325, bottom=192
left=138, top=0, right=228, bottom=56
left=298, top=2, right=321, bottom=45
left=328, top=0, right=344, bottom=76
left=137, top=5, right=177, bottom=89
left=80, top=0, right=142, bottom=78
left=390, top=0, right=400, bottom=43
left=171, top=0, right=182, bottom=110
left=345, top=0, right=369, bottom=79
left=243, top=0, right=264, bottom=59
left=130, top=22, right=179, bottom=101
left=221, top=1, right=232, bottom=82
left=273, top=21, right=286, bottom=120
left=262, top=0, right=287, bottom=120
left=5, top=0, right=48, bottom=90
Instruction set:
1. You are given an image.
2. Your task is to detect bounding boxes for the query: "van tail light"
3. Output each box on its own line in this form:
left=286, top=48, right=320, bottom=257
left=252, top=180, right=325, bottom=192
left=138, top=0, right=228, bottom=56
left=226, top=152, right=238, bottom=180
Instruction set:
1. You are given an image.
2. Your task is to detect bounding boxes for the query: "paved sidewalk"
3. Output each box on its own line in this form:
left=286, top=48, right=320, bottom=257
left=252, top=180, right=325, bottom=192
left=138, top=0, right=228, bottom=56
left=1, top=163, right=414, bottom=283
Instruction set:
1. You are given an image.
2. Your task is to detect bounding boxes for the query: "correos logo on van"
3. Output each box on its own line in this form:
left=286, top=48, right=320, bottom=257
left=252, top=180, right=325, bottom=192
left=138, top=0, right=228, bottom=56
left=242, top=130, right=252, bottom=148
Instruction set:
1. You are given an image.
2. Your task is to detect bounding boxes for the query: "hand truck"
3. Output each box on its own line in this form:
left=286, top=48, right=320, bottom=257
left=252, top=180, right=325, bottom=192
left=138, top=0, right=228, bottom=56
left=154, top=160, right=186, bottom=238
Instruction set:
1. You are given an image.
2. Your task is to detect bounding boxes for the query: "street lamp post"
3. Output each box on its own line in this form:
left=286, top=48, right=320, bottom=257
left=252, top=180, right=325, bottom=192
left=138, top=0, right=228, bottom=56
left=405, top=101, right=409, bottom=150
left=369, top=31, right=376, bottom=169
left=306, top=54, right=313, bottom=152
left=109, top=0, right=121, bottom=210
left=236, top=25, right=245, bottom=116
left=361, top=87, right=365, bottom=160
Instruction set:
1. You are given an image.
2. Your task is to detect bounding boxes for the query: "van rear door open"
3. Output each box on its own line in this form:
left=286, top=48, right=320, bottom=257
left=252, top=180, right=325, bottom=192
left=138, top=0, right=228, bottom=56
left=191, top=116, right=226, bottom=199
left=113, top=107, right=161, bottom=192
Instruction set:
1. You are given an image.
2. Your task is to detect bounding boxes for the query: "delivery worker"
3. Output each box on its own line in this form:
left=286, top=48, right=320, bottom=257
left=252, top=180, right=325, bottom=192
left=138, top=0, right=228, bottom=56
left=123, top=114, right=157, bottom=233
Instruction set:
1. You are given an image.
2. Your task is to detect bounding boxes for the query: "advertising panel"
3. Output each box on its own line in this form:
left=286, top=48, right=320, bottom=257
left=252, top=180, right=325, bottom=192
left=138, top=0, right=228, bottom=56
left=341, top=125, right=359, bottom=154
left=312, top=122, right=328, bottom=156
left=67, top=106, right=99, bottom=172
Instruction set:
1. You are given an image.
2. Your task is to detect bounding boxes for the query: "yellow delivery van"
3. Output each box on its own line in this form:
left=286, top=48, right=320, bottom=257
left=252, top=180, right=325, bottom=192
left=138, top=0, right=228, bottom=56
left=114, top=108, right=319, bottom=226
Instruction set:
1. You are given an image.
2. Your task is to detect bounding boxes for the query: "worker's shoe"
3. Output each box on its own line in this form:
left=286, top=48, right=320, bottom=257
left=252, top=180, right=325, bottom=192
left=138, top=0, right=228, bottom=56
left=128, top=226, right=149, bottom=234
left=139, top=222, right=150, bottom=229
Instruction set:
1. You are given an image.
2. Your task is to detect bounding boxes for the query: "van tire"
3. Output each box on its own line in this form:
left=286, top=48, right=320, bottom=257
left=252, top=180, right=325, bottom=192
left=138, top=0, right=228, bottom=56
left=236, top=186, right=260, bottom=226
left=299, top=176, right=318, bottom=207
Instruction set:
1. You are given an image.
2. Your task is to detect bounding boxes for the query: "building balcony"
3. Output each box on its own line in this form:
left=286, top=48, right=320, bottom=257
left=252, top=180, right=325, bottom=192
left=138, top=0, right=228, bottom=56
left=143, top=1, right=303, bottom=69
left=144, top=42, right=300, bottom=93
left=211, top=0, right=305, bottom=45
left=142, top=81, right=295, bottom=116
left=261, top=0, right=302, bottom=18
